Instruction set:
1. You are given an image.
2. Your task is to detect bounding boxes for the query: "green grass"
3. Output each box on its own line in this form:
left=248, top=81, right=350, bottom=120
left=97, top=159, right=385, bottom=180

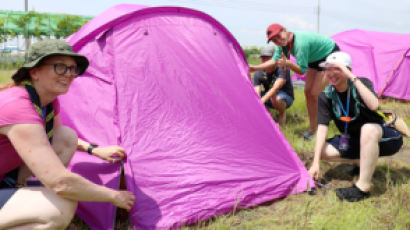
left=0, top=70, right=13, bottom=84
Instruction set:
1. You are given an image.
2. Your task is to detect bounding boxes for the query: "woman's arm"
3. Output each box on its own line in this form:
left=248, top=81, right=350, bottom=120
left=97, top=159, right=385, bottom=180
left=54, top=115, right=126, bottom=162
left=249, top=60, right=276, bottom=72
left=77, top=139, right=126, bottom=162
left=276, top=57, right=303, bottom=74
left=351, top=77, right=379, bottom=110
left=308, top=124, right=329, bottom=179
left=2, top=124, right=135, bottom=210
left=261, top=78, right=286, bottom=104
left=333, top=63, right=379, bottom=110
left=286, top=61, right=303, bottom=74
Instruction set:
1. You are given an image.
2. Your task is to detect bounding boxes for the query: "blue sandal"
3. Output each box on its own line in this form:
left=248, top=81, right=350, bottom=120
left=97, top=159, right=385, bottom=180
left=302, top=131, right=315, bottom=141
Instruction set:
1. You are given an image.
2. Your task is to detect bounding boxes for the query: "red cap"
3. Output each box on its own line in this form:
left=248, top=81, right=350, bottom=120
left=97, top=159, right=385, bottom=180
left=266, top=24, right=284, bottom=43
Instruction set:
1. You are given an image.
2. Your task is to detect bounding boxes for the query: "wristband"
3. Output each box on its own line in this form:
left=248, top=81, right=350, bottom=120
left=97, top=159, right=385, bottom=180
left=87, top=143, right=98, bottom=155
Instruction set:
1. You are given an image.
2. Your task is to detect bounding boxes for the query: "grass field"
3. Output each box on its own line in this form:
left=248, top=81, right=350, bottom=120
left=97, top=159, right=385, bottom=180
left=1, top=69, right=409, bottom=230
left=0, top=70, right=13, bottom=83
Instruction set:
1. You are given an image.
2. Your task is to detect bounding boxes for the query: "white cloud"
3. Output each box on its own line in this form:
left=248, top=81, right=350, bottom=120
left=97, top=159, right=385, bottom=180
left=239, top=28, right=264, bottom=34
left=283, top=15, right=315, bottom=31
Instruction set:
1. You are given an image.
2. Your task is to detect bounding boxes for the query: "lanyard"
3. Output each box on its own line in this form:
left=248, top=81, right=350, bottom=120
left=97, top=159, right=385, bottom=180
left=336, top=87, right=351, bottom=133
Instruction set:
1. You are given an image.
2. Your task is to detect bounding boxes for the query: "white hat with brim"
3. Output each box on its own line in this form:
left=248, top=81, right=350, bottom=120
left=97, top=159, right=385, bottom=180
left=319, top=51, right=352, bottom=68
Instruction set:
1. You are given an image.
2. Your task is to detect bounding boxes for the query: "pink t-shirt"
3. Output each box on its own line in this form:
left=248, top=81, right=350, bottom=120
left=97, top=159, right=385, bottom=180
left=0, top=86, right=60, bottom=181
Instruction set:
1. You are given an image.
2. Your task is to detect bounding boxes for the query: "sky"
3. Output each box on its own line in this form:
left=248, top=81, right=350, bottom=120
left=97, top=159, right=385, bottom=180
left=3, top=0, right=410, bottom=46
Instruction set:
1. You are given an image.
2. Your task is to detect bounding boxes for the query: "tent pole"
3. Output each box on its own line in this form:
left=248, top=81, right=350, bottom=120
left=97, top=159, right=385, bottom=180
left=378, top=48, right=410, bottom=99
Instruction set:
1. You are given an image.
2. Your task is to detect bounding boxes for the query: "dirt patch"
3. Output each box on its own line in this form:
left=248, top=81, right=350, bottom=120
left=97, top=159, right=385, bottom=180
left=383, top=146, right=410, bottom=166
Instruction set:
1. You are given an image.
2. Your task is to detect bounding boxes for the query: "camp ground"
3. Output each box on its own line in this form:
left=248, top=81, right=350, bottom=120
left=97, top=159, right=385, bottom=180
left=1, top=1, right=410, bottom=230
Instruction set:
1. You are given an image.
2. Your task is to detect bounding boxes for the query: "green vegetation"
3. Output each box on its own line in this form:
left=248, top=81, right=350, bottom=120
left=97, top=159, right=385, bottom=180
left=0, top=55, right=24, bottom=70
left=0, top=10, right=92, bottom=41
left=0, top=70, right=13, bottom=83
left=0, top=10, right=91, bottom=70
left=242, top=46, right=261, bottom=64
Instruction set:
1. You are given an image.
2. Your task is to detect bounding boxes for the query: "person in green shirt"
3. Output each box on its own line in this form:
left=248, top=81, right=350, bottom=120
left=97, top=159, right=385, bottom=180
left=249, top=23, right=339, bottom=140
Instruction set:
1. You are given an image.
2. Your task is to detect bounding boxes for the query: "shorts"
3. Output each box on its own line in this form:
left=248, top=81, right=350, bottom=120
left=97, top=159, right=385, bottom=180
left=0, top=168, right=19, bottom=209
left=261, top=90, right=294, bottom=109
left=0, top=188, right=18, bottom=209
left=327, top=125, right=403, bottom=159
left=308, top=43, right=340, bottom=71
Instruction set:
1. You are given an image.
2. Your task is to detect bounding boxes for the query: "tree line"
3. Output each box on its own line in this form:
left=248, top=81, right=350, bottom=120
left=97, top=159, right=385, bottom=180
left=0, top=10, right=91, bottom=43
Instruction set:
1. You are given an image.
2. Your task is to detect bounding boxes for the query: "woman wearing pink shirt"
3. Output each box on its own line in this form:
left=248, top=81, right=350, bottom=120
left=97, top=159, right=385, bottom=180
left=0, top=39, right=135, bottom=229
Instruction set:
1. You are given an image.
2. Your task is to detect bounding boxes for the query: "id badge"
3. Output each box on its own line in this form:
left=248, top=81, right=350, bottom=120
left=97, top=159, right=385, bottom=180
left=339, top=133, right=350, bottom=151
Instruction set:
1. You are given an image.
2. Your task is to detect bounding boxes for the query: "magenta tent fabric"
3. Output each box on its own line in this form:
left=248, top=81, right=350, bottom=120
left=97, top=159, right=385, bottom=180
left=293, top=29, right=410, bottom=100
left=59, top=4, right=314, bottom=229
left=332, top=29, right=410, bottom=100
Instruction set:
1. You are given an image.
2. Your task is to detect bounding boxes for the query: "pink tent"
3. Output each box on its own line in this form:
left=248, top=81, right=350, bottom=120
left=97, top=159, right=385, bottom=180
left=59, top=4, right=314, bottom=229
left=332, top=29, right=410, bottom=101
left=293, top=29, right=410, bottom=101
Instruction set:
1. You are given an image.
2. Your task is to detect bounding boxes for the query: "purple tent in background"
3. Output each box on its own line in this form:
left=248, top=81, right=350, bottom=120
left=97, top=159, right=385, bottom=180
left=332, top=29, right=410, bottom=101
left=293, top=29, right=410, bottom=101
left=59, top=4, right=314, bottom=229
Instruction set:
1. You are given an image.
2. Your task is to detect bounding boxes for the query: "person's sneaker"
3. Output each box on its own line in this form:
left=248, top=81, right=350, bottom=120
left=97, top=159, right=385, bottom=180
left=335, top=184, right=370, bottom=202
left=302, top=131, right=315, bottom=141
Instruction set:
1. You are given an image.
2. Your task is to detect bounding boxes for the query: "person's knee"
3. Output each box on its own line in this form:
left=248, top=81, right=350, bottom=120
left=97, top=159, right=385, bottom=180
left=321, top=143, right=341, bottom=161
left=321, top=150, right=335, bottom=161
left=45, top=200, right=77, bottom=229
left=304, top=88, right=311, bottom=97
left=274, top=97, right=286, bottom=112
left=306, top=87, right=321, bottom=98
left=304, top=88, right=319, bottom=99
left=361, top=124, right=382, bottom=143
left=321, top=153, right=330, bottom=161
left=53, top=126, right=78, bottom=150
left=310, top=90, right=321, bottom=98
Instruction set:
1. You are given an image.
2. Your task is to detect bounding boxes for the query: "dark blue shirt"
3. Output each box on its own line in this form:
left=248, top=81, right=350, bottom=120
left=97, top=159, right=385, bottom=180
left=252, top=67, right=294, bottom=99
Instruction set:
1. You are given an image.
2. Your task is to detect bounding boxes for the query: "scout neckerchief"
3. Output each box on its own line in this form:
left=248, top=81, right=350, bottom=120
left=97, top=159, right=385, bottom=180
left=22, top=80, right=54, bottom=143
left=324, top=80, right=361, bottom=123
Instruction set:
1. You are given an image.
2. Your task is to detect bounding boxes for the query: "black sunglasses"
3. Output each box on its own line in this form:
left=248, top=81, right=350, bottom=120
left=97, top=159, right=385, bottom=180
left=43, top=63, right=79, bottom=77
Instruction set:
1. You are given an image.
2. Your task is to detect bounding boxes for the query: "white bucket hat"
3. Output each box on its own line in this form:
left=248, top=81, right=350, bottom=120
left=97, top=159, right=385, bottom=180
left=319, top=51, right=352, bottom=68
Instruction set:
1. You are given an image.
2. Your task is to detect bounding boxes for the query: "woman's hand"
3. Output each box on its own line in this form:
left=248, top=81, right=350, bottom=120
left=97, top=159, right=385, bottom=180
left=308, top=163, right=320, bottom=180
left=276, top=56, right=288, bottom=68
left=111, top=190, right=136, bottom=211
left=248, top=65, right=257, bottom=73
left=92, top=145, right=126, bottom=163
left=327, top=62, right=355, bottom=80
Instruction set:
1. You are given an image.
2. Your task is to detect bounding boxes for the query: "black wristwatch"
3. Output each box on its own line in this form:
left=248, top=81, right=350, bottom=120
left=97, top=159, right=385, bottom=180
left=87, top=143, right=98, bottom=155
